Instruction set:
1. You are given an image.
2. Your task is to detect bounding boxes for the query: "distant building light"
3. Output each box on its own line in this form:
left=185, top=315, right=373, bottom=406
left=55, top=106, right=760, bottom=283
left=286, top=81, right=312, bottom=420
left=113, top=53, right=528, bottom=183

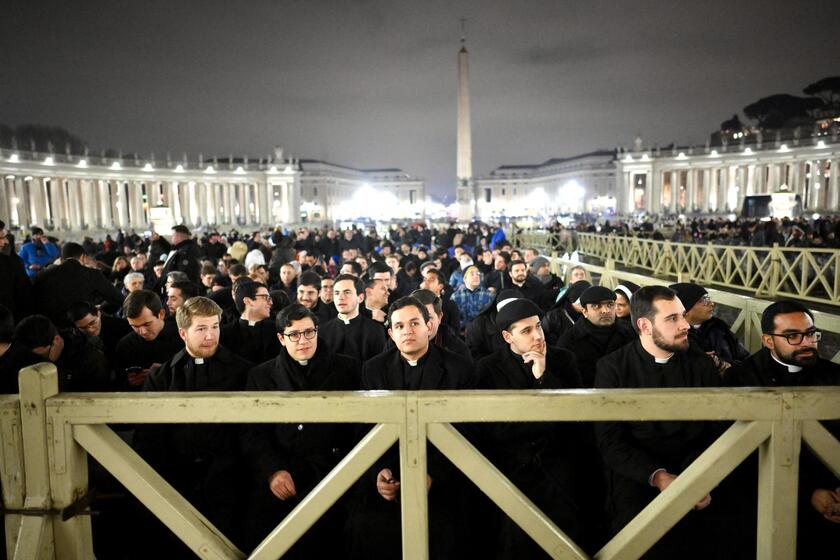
left=204, top=166, right=215, bottom=174
left=816, top=140, right=827, bottom=149
left=743, top=147, right=753, bottom=155
left=43, top=156, right=54, bottom=165
left=111, top=162, right=122, bottom=170
left=78, top=159, right=88, bottom=168
left=8, top=154, right=19, bottom=163
left=283, top=165, right=294, bottom=174
left=174, top=164, right=184, bottom=173
left=142, top=163, right=154, bottom=172
left=641, top=154, right=650, bottom=162
left=24, top=176, right=33, bottom=181
left=4, top=175, right=14, bottom=180
left=10, top=197, right=19, bottom=205
left=778, top=144, right=790, bottom=153
left=677, top=152, right=687, bottom=160
left=268, top=166, right=278, bottom=174
left=234, top=166, right=245, bottom=174
left=710, top=149, right=719, bottom=157
left=624, top=155, right=633, bottom=162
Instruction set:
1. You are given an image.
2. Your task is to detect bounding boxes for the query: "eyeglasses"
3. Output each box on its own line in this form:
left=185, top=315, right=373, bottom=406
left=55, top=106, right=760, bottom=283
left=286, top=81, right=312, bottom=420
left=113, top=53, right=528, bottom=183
left=699, top=295, right=713, bottom=306
left=283, top=328, right=317, bottom=342
left=768, top=330, right=822, bottom=345
left=253, top=294, right=272, bottom=301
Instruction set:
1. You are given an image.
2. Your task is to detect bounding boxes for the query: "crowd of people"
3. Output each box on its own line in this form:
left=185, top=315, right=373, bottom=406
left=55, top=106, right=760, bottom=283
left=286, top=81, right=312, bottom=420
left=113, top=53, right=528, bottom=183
left=0, top=218, right=838, bottom=558
left=559, top=214, right=840, bottom=248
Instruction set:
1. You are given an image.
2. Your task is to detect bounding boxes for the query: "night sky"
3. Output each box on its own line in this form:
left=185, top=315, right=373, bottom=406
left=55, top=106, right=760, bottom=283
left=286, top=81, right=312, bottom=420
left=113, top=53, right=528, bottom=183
left=2, top=1, right=838, bottom=199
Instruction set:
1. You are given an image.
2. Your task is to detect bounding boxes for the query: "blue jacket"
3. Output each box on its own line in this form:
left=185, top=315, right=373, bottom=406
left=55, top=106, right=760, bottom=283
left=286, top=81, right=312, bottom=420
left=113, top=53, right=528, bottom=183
left=19, top=240, right=59, bottom=278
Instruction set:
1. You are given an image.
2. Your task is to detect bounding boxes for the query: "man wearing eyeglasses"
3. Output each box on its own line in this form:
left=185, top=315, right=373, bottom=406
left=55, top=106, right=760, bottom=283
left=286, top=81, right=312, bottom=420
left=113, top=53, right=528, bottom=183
left=725, top=300, right=840, bottom=556
left=220, top=280, right=281, bottom=363
left=670, top=282, right=749, bottom=375
left=241, top=303, right=359, bottom=554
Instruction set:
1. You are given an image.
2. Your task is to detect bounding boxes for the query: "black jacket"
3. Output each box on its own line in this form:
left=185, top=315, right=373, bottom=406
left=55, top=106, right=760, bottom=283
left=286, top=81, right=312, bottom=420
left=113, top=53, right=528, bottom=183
left=319, top=313, right=387, bottom=364
left=114, top=318, right=184, bottom=390
left=688, top=317, right=750, bottom=365
left=542, top=302, right=579, bottom=347
left=160, top=238, right=201, bottom=286
left=33, top=259, right=124, bottom=327
left=0, top=252, right=32, bottom=322
left=594, top=340, right=722, bottom=530
left=0, top=343, right=40, bottom=394
left=220, top=318, right=281, bottom=364
left=558, top=318, right=635, bottom=386
left=241, top=345, right=360, bottom=490
left=134, top=345, right=252, bottom=539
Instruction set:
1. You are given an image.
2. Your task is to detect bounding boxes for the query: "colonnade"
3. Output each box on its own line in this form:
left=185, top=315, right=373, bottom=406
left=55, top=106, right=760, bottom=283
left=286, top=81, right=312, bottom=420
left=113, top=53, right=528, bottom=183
left=619, top=148, right=840, bottom=215
left=0, top=163, right=301, bottom=234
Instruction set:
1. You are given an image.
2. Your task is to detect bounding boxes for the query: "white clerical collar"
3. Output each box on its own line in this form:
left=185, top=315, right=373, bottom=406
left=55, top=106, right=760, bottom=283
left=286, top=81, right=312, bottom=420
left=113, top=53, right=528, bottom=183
left=770, top=351, right=802, bottom=373
left=194, top=358, right=205, bottom=365
left=248, top=320, right=257, bottom=326
left=654, top=354, right=673, bottom=364
left=296, top=359, right=309, bottom=366
left=338, top=312, right=357, bottom=325
left=407, top=359, right=418, bottom=367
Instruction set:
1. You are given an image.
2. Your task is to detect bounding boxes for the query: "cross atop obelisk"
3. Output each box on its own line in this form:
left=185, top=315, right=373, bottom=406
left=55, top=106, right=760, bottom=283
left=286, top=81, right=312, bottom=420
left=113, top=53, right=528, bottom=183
left=456, top=17, right=475, bottom=219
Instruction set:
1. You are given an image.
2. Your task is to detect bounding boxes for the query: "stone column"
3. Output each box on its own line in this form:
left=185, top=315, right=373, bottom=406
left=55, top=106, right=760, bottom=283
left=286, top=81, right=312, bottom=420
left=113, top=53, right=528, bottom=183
left=686, top=169, right=695, bottom=212
left=669, top=170, right=679, bottom=213
left=127, top=182, right=141, bottom=228
left=179, top=183, right=192, bottom=226
left=13, top=178, right=30, bottom=227
left=197, top=183, right=208, bottom=227
left=737, top=166, right=747, bottom=208
left=117, top=182, right=130, bottom=228
left=828, top=159, right=840, bottom=212
left=64, top=179, right=80, bottom=230
left=649, top=170, right=661, bottom=214
left=745, top=165, right=755, bottom=196
left=0, top=178, right=10, bottom=227
left=80, top=180, right=95, bottom=230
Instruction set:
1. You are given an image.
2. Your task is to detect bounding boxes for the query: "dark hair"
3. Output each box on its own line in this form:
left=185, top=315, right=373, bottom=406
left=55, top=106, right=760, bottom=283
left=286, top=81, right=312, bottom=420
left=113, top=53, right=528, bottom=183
left=629, top=285, right=678, bottom=334
left=334, top=273, right=364, bottom=296
left=298, top=271, right=321, bottom=290
left=341, top=260, right=363, bottom=276
left=364, top=277, right=386, bottom=291
left=67, top=301, right=98, bottom=324
left=509, top=259, right=526, bottom=269
left=61, top=242, right=85, bottom=260
left=229, top=264, right=248, bottom=277
left=15, top=315, right=57, bottom=349
left=123, top=290, right=163, bottom=319
left=269, top=289, right=291, bottom=311
left=497, top=251, right=511, bottom=264
left=236, top=281, right=268, bottom=313
left=387, top=296, right=430, bottom=326
left=423, top=268, right=444, bottom=285
left=31, top=226, right=44, bottom=236
left=409, top=289, right=442, bottom=316
left=169, top=281, right=200, bottom=301
left=0, top=305, right=14, bottom=344
left=368, top=261, right=392, bottom=279
left=275, top=302, right=318, bottom=332
left=761, top=300, right=814, bottom=334
left=200, top=263, right=218, bottom=276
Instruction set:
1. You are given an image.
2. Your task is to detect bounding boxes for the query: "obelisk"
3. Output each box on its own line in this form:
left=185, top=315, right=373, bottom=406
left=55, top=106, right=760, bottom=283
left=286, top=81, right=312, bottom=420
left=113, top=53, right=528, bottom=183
left=456, top=20, right=476, bottom=219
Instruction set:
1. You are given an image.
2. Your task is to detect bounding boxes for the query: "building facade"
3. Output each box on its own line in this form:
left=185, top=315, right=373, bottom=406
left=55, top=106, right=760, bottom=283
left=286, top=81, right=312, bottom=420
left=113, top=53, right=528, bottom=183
left=0, top=149, right=424, bottom=236
left=616, top=136, right=840, bottom=216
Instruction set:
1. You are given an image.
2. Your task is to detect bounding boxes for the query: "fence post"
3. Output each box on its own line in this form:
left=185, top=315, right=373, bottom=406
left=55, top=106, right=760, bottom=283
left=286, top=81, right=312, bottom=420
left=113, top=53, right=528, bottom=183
left=603, top=258, right=616, bottom=288
left=16, top=363, right=59, bottom=559
left=399, top=395, right=429, bottom=560
left=49, top=411, right=93, bottom=557
left=767, top=243, right=781, bottom=298
left=550, top=251, right=561, bottom=276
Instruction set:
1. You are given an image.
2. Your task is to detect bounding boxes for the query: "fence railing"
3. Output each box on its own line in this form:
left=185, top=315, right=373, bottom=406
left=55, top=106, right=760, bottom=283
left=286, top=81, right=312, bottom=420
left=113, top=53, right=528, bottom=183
left=551, top=256, right=840, bottom=363
left=3, top=363, right=840, bottom=559
left=518, top=231, right=840, bottom=306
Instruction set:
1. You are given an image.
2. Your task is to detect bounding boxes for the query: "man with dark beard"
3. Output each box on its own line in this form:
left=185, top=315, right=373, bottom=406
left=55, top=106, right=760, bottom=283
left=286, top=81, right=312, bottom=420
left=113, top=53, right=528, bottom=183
left=594, top=285, right=725, bottom=559
left=725, top=300, right=840, bottom=557
left=241, top=303, right=359, bottom=555
left=558, top=286, right=634, bottom=387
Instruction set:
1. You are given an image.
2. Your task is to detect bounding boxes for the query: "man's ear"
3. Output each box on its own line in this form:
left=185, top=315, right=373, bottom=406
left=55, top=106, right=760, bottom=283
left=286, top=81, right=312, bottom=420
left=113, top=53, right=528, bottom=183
left=761, top=333, right=774, bottom=350
left=178, top=328, right=187, bottom=343
left=157, top=308, right=166, bottom=320
left=501, top=329, right=512, bottom=344
left=637, top=317, right=651, bottom=336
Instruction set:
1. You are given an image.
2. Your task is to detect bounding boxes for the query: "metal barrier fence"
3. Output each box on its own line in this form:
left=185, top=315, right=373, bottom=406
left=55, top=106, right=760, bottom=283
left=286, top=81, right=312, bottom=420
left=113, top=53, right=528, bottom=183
left=516, top=230, right=840, bottom=307
left=549, top=257, right=840, bottom=363
left=2, top=363, right=840, bottom=559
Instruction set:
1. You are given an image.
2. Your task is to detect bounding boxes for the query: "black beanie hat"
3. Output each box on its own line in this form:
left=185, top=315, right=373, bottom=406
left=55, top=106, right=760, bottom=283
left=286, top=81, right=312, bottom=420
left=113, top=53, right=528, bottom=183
left=565, top=280, right=592, bottom=304
left=668, top=282, right=707, bottom=311
left=495, top=298, right=543, bottom=331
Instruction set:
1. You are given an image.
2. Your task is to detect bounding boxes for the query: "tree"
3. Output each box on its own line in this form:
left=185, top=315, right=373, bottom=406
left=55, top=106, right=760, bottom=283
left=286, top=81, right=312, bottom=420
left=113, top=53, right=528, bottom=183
left=743, top=94, right=824, bottom=130
left=0, top=124, right=87, bottom=154
left=803, top=76, right=840, bottom=108
left=720, top=114, right=743, bottom=132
